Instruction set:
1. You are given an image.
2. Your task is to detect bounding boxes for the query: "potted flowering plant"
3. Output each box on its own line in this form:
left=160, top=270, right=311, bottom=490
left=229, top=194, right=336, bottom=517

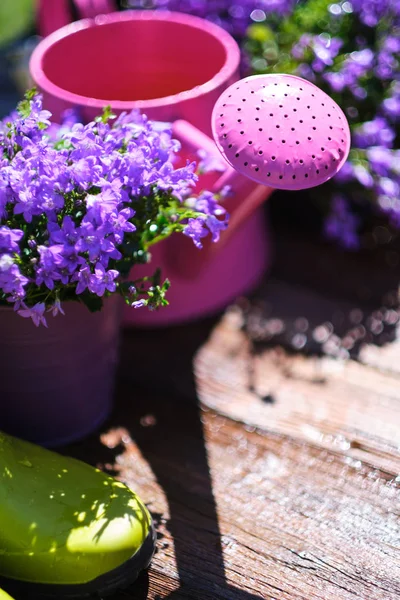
left=0, top=90, right=228, bottom=446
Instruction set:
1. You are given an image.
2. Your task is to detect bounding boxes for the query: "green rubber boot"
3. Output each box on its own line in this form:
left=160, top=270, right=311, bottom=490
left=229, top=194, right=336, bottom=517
left=0, top=432, right=155, bottom=599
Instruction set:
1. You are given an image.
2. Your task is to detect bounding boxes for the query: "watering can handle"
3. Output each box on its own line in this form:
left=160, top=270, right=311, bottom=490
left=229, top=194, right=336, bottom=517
left=172, top=119, right=272, bottom=245
left=168, top=120, right=273, bottom=278
left=37, top=0, right=116, bottom=37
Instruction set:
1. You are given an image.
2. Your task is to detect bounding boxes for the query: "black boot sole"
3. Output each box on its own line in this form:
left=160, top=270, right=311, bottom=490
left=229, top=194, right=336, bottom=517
left=0, top=521, right=156, bottom=599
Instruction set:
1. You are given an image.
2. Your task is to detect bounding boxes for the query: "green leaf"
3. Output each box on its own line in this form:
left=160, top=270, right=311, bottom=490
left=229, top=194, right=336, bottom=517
left=95, top=105, right=117, bottom=124
left=17, top=88, right=38, bottom=119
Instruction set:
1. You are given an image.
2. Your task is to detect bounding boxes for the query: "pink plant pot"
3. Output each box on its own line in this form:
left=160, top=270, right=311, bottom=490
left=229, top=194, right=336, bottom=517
left=30, top=10, right=272, bottom=326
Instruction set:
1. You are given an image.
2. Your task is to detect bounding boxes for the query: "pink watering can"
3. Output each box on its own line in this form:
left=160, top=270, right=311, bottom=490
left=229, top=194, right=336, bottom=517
left=32, top=2, right=350, bottom=326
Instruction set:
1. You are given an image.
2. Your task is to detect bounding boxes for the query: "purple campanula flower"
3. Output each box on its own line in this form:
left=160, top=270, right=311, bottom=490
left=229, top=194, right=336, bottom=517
left=151, top=160, right=198, bottom=199
left=206, top=214, right=229, bottom=243
left=18, top=302, right=48, bottom=327
left=67, top=127, right=105, bottom=161
left=48, top=216, right=79, bottom=253
left=323, top=72, right=346, bottom=93
left=383, top=97, right=400, bottom=120
left=12, top=187, right=39, bottom=223
left=88, top=263, right=119, bottom=296
left=292, top=34, right=312, bottom=60
left=0, top=255, right=29, bottom=297
left=383, top=37, right=400, bottom=54
left=333, top=160, right=355, bottom=184
left=107, top=208, right=136, bottom=244
left=324, top=195, right=360, bottom=251
left=60, top=252, right=85, bottom=277
left=353, top=164, right=374, bottom=188
left=350, top=48, right=374, bottom=69
left=17, top=96, right=51, bottom=138
left=193, top=190, right=227, bottom=217
left=382, top=83, right=400, bottom=121
left=0, top=227, right=23, bottom=253
left=47, top=297, right=65, bottom=317
left=30, top=96, right=52, bottom=126
left=367, top=147, right=394, bottom=177
left=197, top=149, right=227, bottom=174
left=69, top=157, right=99, bottom=189
left=377, top=177, right=399, bottom=198
left=74, top=266, right=92, bottom=295
left=353, top=118, right=395, bottom=149
left=351, top=0, right=393, bottom=27
left=36, top=245, right=64, bottom=290
left=46, top=109, right=80, bottom=142
left=76, top=222, right=119, bottom=262
left=183, top=218, right=209, bottom=248
left=375, top=50, right=397, bottom=80
left=312, top=36, right=343, bottom=72
left=296, top=63, right=316, bottom=82
left=85, top=181, right=125, bottom=223
left=131, top=299, right=147, bottom=308
left=292, top=34, right=343, bottom=73
left=37, top=185, right=65, bottom=214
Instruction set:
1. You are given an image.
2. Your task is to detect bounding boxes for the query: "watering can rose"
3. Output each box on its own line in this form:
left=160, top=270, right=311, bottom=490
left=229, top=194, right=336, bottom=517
left=0, top=92, right=229, bottom=326
left=212, top=74, right=351, bottom=190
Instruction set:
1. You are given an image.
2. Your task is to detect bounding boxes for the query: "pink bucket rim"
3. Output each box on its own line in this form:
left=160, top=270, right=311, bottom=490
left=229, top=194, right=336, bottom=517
left=30, top=10, right=241, bottom=113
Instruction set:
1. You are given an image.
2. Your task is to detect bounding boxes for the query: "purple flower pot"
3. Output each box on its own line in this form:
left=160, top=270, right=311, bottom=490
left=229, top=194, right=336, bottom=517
left=0, top=300, right=120, bottom=447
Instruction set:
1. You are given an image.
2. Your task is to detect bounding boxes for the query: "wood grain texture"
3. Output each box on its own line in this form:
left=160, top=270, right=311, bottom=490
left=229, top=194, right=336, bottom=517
left=195, top=307, right=400, bottom=473
left=69, top=405, right=400, bottom=600
left=63, top=310, right=400, bottom=600
left=61, top=230, right=400, bottom=600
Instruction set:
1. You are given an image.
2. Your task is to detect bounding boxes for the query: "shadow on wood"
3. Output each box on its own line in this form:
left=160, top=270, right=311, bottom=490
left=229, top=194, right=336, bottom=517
left=65, top=319, right=265, bottom=599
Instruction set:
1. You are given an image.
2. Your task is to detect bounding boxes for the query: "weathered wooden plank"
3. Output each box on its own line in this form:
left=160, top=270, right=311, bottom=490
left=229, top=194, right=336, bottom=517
left=208, top=422, right=400, bottom=600
left=359, top=333, right=400, bottom=375
left=82, top=405, right=400, bottom=600
left=195, top=308, right=400, bottom=473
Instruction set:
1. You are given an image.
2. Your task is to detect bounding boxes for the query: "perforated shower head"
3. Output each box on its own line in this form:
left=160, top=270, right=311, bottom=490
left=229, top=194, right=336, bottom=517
left=211, top=74, right=351, bottom=191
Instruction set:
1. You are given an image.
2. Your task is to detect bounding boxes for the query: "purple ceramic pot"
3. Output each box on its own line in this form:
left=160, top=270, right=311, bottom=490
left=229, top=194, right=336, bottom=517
left=0, top=299, right=120, bottom=447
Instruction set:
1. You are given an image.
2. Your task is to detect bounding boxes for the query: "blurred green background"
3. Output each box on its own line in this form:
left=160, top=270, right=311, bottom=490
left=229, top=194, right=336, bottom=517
left=0, top=0, right=36, bottom=117
left=0, top=0, right=35, bottom=47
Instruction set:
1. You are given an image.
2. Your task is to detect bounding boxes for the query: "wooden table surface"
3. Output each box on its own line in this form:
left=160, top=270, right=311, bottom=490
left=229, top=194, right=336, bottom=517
left=64, top=227, right=400, bottom=600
